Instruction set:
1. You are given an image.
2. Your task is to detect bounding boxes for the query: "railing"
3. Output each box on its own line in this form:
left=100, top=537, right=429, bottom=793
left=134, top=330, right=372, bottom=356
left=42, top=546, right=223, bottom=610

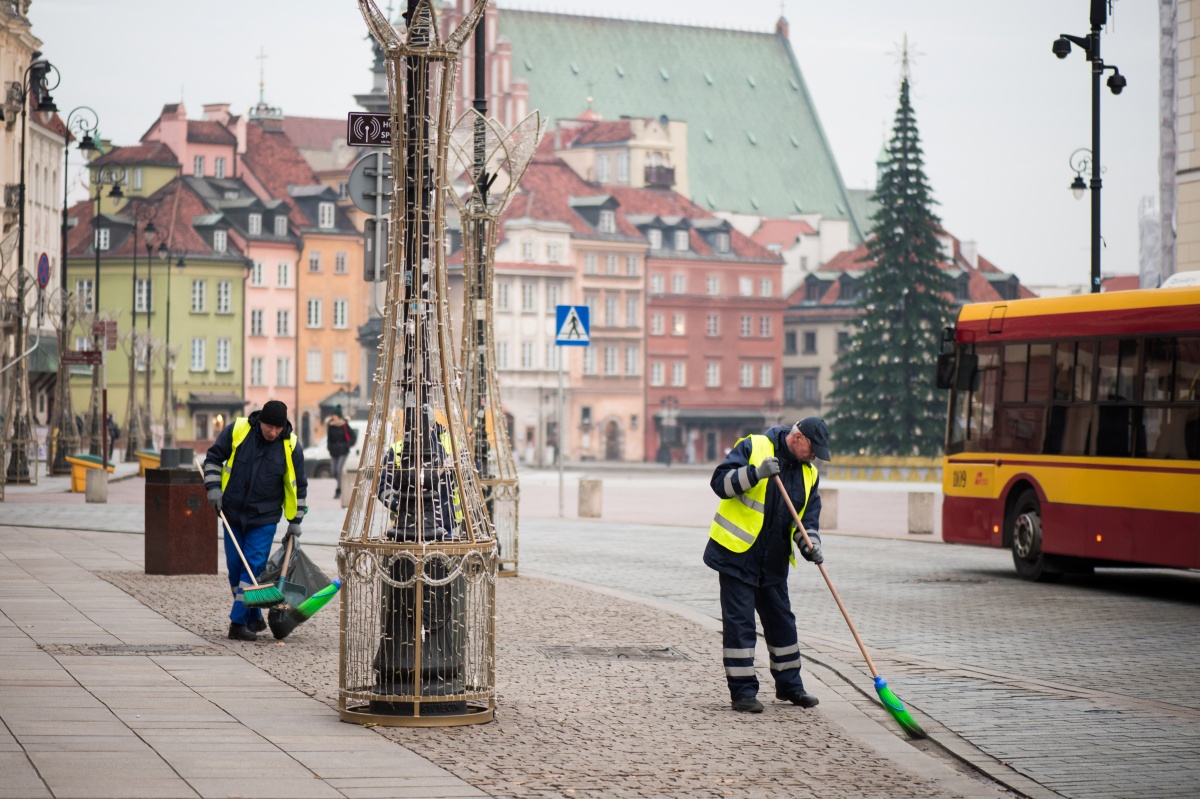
left=644, top=164, right=675, bottom=188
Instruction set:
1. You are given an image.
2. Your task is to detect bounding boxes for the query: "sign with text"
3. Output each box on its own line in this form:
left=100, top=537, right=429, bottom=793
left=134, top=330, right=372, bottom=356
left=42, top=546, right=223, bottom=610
left=60, top=349, right=102, bottom=366
left=347, top=112, right=392, bottom=147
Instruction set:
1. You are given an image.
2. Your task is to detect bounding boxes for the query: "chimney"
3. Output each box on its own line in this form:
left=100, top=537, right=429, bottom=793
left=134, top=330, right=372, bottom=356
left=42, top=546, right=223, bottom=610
left=775, top=16, right=789, bottom=39
left=961, top=240, right=978, bottom=268
left=203, top=103, right=231, bottom=124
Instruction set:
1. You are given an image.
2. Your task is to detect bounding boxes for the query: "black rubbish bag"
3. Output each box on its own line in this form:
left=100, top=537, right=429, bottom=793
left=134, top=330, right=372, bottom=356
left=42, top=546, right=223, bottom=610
left=257, top=542, right=334, bottom=640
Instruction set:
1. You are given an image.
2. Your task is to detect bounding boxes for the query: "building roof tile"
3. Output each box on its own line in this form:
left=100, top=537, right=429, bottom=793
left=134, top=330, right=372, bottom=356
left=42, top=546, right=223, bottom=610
left=91, top=142, right=180, bottom=168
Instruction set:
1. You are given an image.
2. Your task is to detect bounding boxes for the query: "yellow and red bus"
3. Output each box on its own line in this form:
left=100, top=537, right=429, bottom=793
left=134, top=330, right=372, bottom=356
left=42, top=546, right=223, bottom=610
left=939, top=285, right=1200, bottom=581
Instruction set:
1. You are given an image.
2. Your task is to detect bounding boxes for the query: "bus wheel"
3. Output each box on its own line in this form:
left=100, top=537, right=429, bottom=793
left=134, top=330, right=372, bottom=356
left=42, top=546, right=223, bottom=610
left=1009, top=490, right=1060, bottom=583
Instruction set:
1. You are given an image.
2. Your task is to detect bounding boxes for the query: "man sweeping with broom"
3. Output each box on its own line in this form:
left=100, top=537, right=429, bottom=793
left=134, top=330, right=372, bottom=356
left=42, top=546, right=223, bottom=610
left=705, top=417, right=830, bottom=713
left=204, top=400, right=308, bottom=642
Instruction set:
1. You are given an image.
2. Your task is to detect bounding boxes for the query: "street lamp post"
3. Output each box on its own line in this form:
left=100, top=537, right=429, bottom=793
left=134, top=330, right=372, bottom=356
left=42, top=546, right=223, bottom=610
left=142, top=233, right=156, bottom=449
left=87, top=164, right=125, bottom=459
left=122, top=204, right=156, bottom=460
left=1052, top=0, right=1126, bottom=294
left=156, top=245, right=185, bottom=447
left=52, top=106, right=99, bottom=474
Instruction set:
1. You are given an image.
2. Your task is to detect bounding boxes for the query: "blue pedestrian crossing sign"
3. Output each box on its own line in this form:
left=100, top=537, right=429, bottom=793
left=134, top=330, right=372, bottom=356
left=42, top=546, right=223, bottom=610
left=555, top=304, right=590, bottom=346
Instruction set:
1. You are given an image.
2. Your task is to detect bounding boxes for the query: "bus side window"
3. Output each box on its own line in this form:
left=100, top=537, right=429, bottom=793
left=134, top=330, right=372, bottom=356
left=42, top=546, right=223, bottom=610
left=1002, top=344, right=1028, bottom=402
left=1174, top=337, right=1200, bottom=402
left=1027, top=343, right=1052, bottom=402
left=1144, top=338, right=1174, bottom=402
left=968, top=346, right=1000, bottom=448
left=1098, top=339, right=1138, bottom=401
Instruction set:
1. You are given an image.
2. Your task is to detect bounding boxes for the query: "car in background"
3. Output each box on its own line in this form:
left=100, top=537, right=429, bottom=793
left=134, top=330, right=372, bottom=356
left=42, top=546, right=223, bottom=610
left=302, top=420, right=367, bottom=478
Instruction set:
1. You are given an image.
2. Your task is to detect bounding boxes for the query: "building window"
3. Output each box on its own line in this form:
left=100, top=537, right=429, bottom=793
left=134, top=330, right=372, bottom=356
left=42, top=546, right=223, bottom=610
left=496, top=341, right=509, bottom=370
left=651, top=361, right=664, bottom=386
left=274, top=216, right=288, bottom=237
left=650, top=274, right=664, bottom=293
left=672, top=361, right=686, bottom=387
left=76, top=279, right=93, bottom=311
left=707, top=362, right=721, bottom=387
left=805, top=281, right=822, bottom=302
left=216, top=281, right=231, bottom=314
left=307, top=349, right=323, bottom=382
left=583, top=293, right=597, bottom=317
left=94, top=228, right=109, bottom=251
left=190, top=338, right=205, bottom=371
left=584, top=252, right=597, bottom=274
left=706, top=314, right=719, bottom=336
left=672, top=274, right=686, bottom=294
left=522, top=341, right=535, bottom=370
left=135, top=279, right=152, bottom=313
left=248, top=213, right=262, bottom=235
left=597, top=154, right=611, bottom=183
left=625, top=345, right=639, bottom=375
left=276, top=357, right=291, bottom=387
left=191, top=280, right=207, bottom=313
left=784, top=375, right=796, bottom=403
left=278, top=262, right=291, bottom=287
left=584, top=348, right=597, bottom=375
left=740, top=315, right=752, bottom=337
left=496, top=281, right=510, bottom=311
left=837, top=331, right=850, bottom=352
left=604, top=346, right=618, bottom=375
left=332, top=350, right=348, bottom=383
left=804, top=331, right=817, bottom=354
left=216, top=338, right=231, bottom=372
left=522, top=282, right=536, bottom=312
left=650, top=312, right=664, bottom=335
left=605, top=253, right=618, bottom=274
left=214, top=157, right=226, bottom=179
left=672, top=313, right=685, bottom=335
left=333, top=299, right=348, bottom=329
left=309, top=251, right=322, bottom=272
left=626, top=296, right=638, bottom=327
left=335, top=251, right=347, bottom=274
left=193, top=156, right=204, bottom=177
left=605, top=295, right=618, bottom=326
left=674, top=230, right=689, bottom=251
left=307, top=298, right=323, bottom=328
left=785, top=331, right=797, bottom=354
left=706, top=276, right=720, bottom=295
left=760, top=315, right=771, bottom=337
left=132, top=168, right=143, bottom=190
left=739, top=276, right=752, bottom=296
left=714, top=232, right=730, bottom=253
left=760, top=278, right=772, bottom=297
left=760, top=363, right=772, bottom=388
left=522, top=240, right=535, bottom=261
left=626, top=254, right=639, bottom=275
left=617, top=152, right=630, bottom=183
left=277, top=309, right=291, bottom=336
left=545, top=343, right=559, bottom=370
left=546, top=242, right=562, bottom=263
left=250, top=309, right=263, bottom=336
left=250, top=357, right=264, bottom=386
left=648, top=228, right=663, bottom=249
left=212, top=229, right=227, bottom=254
left=251, top=261, right=264, bottom=286
left=803, top=374, right=818, bottom=401
left=740, top=363, right=754, bottom=388
left=546, top=283, right=560, bottom=310
left=598, top=209, right=616, bottom=233
left=318, top=202, right=335, bottom=229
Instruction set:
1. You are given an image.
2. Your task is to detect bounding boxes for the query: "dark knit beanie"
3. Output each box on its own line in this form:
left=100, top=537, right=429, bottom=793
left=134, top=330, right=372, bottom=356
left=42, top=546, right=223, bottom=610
left=259, top=400, right=288, bottom=428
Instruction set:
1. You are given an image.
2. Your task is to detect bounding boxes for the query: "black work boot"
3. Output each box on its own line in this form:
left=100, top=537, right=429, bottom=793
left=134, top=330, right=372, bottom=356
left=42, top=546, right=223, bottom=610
left=731, top=696, right=764, bottom=713
left=776, top=688, right=819, bottom=708
left=228, top=623, right=257, bottom=641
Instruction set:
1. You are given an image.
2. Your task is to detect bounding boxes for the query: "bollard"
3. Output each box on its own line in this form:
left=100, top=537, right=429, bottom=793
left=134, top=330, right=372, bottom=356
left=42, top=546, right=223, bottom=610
left=907, top=492, right=935, bottom=535
left=578, top=478, right=602, bottom=518
left=84, top=468, right=108, bottom=503
left=820, top=488, right=839, bottom=530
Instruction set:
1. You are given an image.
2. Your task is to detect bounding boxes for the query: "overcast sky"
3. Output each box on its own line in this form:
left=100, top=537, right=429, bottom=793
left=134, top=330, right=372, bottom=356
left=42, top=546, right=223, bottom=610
left=32, top=0, right=1159, bottom=288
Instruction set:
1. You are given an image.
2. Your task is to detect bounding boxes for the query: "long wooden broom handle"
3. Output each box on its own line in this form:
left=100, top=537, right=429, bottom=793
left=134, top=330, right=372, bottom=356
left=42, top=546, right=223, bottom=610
left=773, top=474, right=880, bottom=678
left=194, top=456, right=267, bottom=590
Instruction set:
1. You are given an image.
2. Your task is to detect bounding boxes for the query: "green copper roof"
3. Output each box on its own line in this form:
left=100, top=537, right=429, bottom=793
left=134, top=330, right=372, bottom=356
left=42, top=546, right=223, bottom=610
left=499, top=10, right=864, bottom=242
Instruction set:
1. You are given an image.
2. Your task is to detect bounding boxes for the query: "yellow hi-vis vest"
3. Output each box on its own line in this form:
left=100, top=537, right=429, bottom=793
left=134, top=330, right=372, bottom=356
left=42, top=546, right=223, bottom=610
left=390, top=433, right=463, bottom=522
left=708, top=434, right=817, bottom=564
left=220, top=417, right=300, bottom=520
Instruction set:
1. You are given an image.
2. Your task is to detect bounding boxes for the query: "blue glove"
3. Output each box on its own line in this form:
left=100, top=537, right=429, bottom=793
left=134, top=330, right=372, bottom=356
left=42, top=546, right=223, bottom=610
left=795, top=532, right=823, bottom=564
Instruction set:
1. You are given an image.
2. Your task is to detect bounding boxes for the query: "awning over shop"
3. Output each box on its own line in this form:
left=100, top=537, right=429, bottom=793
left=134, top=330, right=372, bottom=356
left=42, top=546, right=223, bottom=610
left=186, top=391, right=247, bottom=410
left=28, top=336, right=58, bottom=374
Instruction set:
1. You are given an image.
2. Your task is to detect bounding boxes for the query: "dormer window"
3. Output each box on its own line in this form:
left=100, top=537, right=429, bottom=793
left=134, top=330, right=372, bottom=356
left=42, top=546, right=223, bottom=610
left=274, top=215, right=288, bottom=237
left=318, top=202, right=335, bottom=229
left=805, top=280, right=822, bottom=303
left=94, top=227, right=110, bottom=252
left=648, top=229, right=663, bottom=249
left=213, top=229, right=227, bottom=254
left=713, top=232, right=730, bottom=253
left=674, top=230, right=689, bottom=251
left=597, top=155, right=611, bottom=183
left=616, top=152, right=630, bottom=183
left=598, top=209, right=616, bottom=233
left=248, top=213, right=262, bottom=235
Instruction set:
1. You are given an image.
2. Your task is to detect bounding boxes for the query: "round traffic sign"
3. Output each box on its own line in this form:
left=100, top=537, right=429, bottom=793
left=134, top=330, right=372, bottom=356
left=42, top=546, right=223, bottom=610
left=37, top=252, right=50, bottom=289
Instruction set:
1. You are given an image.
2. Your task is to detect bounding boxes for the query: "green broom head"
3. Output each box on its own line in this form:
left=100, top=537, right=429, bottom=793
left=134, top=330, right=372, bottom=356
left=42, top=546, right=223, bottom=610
left=243, top=583, right=286, bottom=609
left=873, top=676, right=926, bottom=739
left=291, top=579, right=341, bottom=621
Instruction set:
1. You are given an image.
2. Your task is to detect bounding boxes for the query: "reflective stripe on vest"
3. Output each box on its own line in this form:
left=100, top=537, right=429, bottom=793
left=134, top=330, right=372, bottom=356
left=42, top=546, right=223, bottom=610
left=220, top=417, right=299, bottom=519
left=708, top=435, right=816, bottom=563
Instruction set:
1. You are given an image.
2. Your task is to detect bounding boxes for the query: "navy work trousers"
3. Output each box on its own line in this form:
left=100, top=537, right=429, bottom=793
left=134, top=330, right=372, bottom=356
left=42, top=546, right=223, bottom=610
left=222, top=521, right=276, bottom=625
left=718, top=572, right=806, bottom=700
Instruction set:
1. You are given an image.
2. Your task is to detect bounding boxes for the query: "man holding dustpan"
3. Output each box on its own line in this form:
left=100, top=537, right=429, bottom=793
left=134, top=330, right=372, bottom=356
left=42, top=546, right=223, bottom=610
left=204, top=400, right=309, bottom=641
left=704, top=417, right=831, bottom=713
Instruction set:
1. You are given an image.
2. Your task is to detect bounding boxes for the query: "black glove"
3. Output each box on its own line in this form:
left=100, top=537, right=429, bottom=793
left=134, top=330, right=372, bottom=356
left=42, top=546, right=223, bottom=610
left=755, top=457, right=780, bottom=481
left=795, top=532, right=823, bottom=564
left=283, top=522, right=302, bottom=544
left=207, top=487, right=222, bottom=515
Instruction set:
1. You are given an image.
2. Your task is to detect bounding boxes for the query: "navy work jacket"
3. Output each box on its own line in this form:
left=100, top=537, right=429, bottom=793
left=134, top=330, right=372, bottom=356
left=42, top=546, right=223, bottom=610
left=204, top=411, right=308, bottom=531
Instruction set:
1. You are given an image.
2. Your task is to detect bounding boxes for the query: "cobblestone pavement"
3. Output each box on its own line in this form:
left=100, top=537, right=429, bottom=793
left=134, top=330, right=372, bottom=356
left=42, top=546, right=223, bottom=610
left=516, top=518, right=1200, bottom=799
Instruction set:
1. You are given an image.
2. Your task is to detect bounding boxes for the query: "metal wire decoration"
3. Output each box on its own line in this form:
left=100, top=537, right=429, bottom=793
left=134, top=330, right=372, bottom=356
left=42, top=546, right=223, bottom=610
left=340, top=0, right=496, bottom=727
left=0, top=266, right=40, bottom=489
left=448, top=109, right=544, bottom=577
left=49, top=289, right=83, bottom=475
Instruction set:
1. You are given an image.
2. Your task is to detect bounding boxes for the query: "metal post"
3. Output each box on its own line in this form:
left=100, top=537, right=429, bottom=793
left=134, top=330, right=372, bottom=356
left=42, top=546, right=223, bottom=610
left=557, top=347, right=564, bottom=518
left=1089, top=21, right=1102, bottom=294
